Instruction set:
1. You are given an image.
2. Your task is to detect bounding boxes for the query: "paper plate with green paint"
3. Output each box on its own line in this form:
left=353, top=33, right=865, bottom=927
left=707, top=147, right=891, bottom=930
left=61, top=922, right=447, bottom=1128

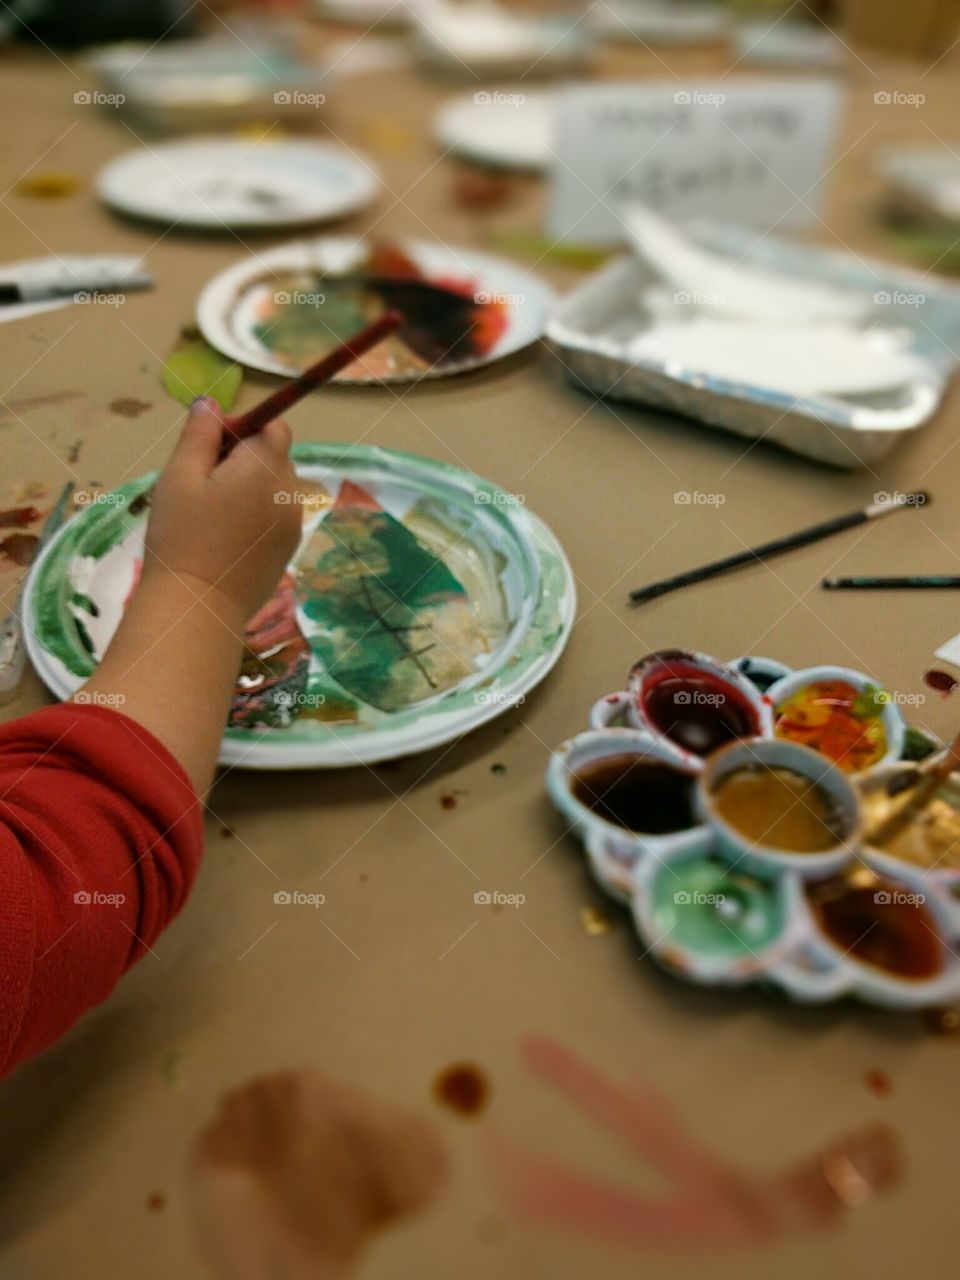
left=23, top=444, right=575, bottom=769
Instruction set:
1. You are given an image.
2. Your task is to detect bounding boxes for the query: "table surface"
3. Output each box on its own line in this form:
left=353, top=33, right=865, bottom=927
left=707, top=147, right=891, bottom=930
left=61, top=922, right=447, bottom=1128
left=2, top=25, right=960, bottom=1280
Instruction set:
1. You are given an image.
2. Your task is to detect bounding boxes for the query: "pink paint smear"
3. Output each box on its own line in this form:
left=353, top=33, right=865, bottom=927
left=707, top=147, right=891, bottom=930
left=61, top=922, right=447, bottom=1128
left=487, top=1034, right=901, bottom=1254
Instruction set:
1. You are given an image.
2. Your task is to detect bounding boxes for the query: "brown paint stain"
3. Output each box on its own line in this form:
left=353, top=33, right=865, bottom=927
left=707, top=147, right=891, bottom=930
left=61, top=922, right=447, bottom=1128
left=921, top=1006, right=960, bottom=1036
left=146, top=1191, right=167, bottom=1212
left=110, top=398, right=153, bottom=419
left=189, top=1069, right=447, bottom=1275
left=923, top=669, right=958, bottom=696
left=0, top=506, right=41, bottom=528
left=219, top=826, right=235, bottom=840
left=433, top=1063, right=490, bottom=1117
left=0, top=533, right=39, bottom=567
left=15, top=172, right=81, bottom=198
left=440, top=794, right=457, bottom=810
left=864, top=1069, right=892, bottom=1098
left=454, top=167, right=513, bottom=211
left=67, top=440, right=83, bottom=464
left=0, top=390, right=82, bottom=417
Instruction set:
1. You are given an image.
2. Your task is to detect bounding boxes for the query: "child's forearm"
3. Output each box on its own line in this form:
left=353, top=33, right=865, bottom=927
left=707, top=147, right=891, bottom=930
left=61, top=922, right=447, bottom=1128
left=78, top=567, right=247, bottom=796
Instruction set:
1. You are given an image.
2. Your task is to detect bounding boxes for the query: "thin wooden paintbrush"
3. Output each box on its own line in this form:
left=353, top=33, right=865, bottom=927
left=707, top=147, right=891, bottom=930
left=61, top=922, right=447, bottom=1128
left=218, top=310, right=402, bottom=459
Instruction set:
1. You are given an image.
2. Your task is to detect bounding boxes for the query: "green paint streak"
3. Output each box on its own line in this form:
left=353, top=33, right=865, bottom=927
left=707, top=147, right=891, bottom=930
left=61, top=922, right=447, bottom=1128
left=299, top=502, right=468, bottom=713
left=253, top=287, right=370, bottom=363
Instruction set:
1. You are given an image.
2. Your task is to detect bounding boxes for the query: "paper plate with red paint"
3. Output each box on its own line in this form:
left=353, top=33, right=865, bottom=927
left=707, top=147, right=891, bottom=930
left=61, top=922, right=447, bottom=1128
left=23, top=444, right=575, bottom=768
left=197, top=236, right=555, bottom=382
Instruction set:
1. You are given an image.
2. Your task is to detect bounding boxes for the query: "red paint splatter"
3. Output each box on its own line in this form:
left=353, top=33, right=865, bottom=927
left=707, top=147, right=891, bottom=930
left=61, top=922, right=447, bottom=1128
left=433, top=1063, right=490, bottom=1117
left=924, top=669, right=958, bottom=696
left=0, top=506, right=41, bottom=528
left=0, top=533, right=39, bottom=567
left=865, top=1069, right=892, bottom=1097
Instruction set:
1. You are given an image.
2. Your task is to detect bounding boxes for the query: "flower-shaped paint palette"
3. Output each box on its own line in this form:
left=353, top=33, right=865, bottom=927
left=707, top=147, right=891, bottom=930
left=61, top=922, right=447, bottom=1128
left=548, top=649, right=960, bottom=1009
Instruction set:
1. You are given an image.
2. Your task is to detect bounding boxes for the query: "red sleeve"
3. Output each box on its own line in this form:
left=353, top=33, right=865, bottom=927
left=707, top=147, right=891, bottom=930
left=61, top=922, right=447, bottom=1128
left=0, top=704, right=203, bottom=1078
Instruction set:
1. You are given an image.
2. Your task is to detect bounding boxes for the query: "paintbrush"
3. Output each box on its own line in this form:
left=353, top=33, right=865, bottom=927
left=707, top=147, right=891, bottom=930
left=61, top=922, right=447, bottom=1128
left=823, top=575, right=960, bottom=590
left=866, top=731, right=960, bottom=848
left=629, top=493, right=929, bottom=606
left=218, top=310, right=402, bottom=459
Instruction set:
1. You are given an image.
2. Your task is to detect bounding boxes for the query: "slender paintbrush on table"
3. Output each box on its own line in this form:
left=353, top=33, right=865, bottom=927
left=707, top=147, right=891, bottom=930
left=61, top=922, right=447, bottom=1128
left=629, top=493, right=930, bottom=606
left=218, top=310, right=403, bottom=459
left=823, top=575, right=960, bottom=590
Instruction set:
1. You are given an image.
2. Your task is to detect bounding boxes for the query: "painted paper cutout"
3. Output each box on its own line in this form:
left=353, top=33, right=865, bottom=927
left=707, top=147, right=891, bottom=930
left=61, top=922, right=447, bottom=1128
left=295, top=481, right=490, bottom=713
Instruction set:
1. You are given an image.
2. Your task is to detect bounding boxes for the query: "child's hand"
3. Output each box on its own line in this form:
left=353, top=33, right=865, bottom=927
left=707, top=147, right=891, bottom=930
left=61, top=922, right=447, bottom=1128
left=144, top=398, right=302, bottom=629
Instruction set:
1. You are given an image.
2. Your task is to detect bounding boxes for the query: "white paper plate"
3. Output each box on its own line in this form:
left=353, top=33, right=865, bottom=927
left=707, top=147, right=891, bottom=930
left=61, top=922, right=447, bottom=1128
left=24, top=444, right=576, bottom=770
left=197, top=235, right=556, bottom=380
left=97, top=138, right=379, bottom=230
left=434, top=90, right=552, bottom=171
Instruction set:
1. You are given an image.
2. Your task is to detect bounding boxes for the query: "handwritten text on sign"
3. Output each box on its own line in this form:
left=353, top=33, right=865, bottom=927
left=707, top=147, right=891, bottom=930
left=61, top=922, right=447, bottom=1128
left=547, top=81, right=841, bottom=244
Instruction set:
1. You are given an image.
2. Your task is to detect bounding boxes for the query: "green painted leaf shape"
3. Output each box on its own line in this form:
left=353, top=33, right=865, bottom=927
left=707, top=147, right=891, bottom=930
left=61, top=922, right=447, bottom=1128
left=163, top=326, right=242, bottom=410
left=295, top=481, right=485, bottom=714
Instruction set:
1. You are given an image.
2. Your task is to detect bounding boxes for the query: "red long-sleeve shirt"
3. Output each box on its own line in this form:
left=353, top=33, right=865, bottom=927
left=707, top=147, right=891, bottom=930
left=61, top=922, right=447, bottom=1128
left=0, top=704, right=203, bottom=1078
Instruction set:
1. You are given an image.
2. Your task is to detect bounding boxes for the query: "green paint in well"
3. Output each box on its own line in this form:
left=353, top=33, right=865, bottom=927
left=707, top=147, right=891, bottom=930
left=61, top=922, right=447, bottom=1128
left=651, top=854, right=786, bottom=958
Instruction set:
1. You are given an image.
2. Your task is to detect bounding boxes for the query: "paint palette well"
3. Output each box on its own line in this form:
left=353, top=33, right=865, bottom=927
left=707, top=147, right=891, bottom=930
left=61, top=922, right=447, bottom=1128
left=197, top=237, right=555, bottom=381
left=24, top=445, right=574, bottom=769
left=548, top=650, right=960, bottom=1009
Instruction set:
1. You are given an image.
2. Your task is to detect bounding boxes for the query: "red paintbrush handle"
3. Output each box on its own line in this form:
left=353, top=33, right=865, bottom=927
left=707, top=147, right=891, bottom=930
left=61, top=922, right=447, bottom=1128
left=219, top=310, right=403, bottom=457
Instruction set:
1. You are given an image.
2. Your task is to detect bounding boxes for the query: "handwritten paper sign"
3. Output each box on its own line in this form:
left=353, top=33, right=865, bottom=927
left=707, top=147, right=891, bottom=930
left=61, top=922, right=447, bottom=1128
left=547, top=80, right=841, bottom=245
